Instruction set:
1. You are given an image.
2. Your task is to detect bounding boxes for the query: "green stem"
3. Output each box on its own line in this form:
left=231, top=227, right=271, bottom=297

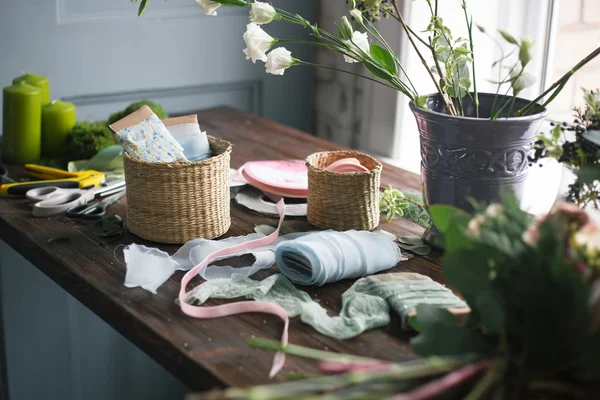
left=491, top=64, right=520, bottom=119
left=462, top=2, right=478, bottom=117
left=277, top=38, right=339, bottom=51
left=225, top=354, right=470, bottom=400
left=463, top=361, right=500, bottom=400
left=249, top=337, right=376, bottom=363
left=516, top=46, right=600, bottom=116
left=392, top=0, right=456, bottom=115
left=296, top=61, right=407, bottom=94
left=362, top=17, right=419, bottom=97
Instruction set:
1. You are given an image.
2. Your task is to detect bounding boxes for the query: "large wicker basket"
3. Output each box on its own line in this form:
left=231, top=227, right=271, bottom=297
left=306, top=150, right=382, bottom=231
left=123, top=136, right=232, bottom=243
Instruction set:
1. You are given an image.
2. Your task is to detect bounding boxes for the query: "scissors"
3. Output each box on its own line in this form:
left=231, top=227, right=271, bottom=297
left=28, top=179, right=126, bottom=217
left=65, top=190, right=127, bottom=220
left=0, top=164, right=105, bottom=195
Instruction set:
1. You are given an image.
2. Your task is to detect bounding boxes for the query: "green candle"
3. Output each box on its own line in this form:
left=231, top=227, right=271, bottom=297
left=13, top=73, right=50, bottom=105
left=41, top=100, right=76, bottom=158
left=2, top=82, right=42, bottom=164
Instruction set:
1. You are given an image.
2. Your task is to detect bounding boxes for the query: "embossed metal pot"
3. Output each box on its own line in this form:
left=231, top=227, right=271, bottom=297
left=410, top=93, right=547, bottom=243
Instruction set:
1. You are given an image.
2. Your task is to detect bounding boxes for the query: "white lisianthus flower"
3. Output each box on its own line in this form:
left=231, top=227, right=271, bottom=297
left=250, top=1, right=277, bottom=25
left=195, top=0, right=220, bottom=16
left=265, top=47, right=295, bottom=75
left=343, top=31, right=370, bottom=63
left=466, top=215, right=485, bottom=236
left=350, top=9, right=363, bottom=24
left=243, top=23, right=276, bottom=63
left=485, top=204, right=503, bottom=218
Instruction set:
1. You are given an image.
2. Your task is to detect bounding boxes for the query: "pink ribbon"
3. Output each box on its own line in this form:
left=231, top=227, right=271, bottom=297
left=178, top=199, right=289, bottom=377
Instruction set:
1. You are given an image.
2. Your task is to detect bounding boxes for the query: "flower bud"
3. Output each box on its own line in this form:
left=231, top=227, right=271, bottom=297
left=341, top=16, right=354, bottom=40
left=350, top=9, right=363, bottom=24
left=485, top=204, right=503, bottom=218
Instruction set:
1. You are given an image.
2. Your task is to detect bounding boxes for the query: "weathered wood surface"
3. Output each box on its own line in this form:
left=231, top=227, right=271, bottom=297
left=0, top=107, right=444, bottom=391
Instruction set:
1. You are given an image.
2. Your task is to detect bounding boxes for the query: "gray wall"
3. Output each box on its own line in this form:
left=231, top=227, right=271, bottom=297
left=0, top=0, right=316, bottom=133
left=0, top=1, right=316, bottom=399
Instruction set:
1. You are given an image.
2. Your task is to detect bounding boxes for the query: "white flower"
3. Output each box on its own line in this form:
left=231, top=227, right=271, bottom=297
left=243, top=23, right=276, bottom=63
left=350, top=9, right=363, bottom=24
left=266, top=47, right=295, bottom=75
left=485, top=204, right=503, bottom=218
left=195, top=0, right=220, bottom=16
left=343, top=31, right=370, bottom=63
left=250, top=1, right=277, bottom=25
left=466, top=215, right=485, bottom=236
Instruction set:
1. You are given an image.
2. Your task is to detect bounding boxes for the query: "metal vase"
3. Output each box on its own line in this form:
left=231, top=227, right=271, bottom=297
left=409, top=93, right=548, bottom=244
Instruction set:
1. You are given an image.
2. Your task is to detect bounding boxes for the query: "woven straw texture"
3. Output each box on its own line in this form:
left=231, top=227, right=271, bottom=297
left=123, top=136, right=232, bottom=244
left=306, top=150, right=382, bottom=231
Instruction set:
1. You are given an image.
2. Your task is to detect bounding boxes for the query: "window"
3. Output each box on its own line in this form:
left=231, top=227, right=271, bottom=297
left=361, top=0, right=572, bottom=214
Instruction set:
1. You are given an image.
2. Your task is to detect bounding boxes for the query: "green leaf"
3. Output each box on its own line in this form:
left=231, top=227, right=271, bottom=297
left=47, top=236, right=70, bottom=244
left=370, top=43, right=397, bottom=76
left=578, top=164, right=600, bottom=184
left=410, top=305, right=490, bottom=357
left=219, top=0, right=250, bottom=6
left=434, top=36, right=451, bottom=62
left=519, top=38, right=533, bottom=68
left=551, top=124, right=562, bottom=140
left=583, top=130, right=600, bottom=146
left=498, top=29, right=518, bottom=45
left=435, top=46, right=451, bottom=62
left=476, top=25, right=486, bottom=33
left=415, top=95, right=428, bottom=108
left=458, top=76, right=471, bottom=91
left=453, top=46, right=471, bottom=56
left=429, top=205, right=459, bottom=233
left=443, top=249, right=491, bottom=304
left=453, top=58, right=470, bottom=98
left=254, top=224, right=277, bottom=236
left=474, top=290, right=504, bottom=334
left=337, top=24, right=346, bottom=40
left=399, top=235, right=425, bottom=246
left=510, top=71, right=535, bottom=95
left=364, top=62, right=394, bottom=81
left=398, top=243, right=432, bottom=256
left=137, top=0, right=148, bottom=16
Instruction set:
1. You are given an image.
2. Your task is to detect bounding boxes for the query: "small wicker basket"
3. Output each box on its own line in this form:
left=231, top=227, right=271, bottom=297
left=306, top=150, right=382, bottom=231
left=123, top=136, right=232, bottom=244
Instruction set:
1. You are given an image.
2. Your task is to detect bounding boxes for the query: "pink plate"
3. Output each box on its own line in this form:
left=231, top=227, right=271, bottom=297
left=242, top=160, right=308, bottom=190
left=239, top=166, right=308, bottom=198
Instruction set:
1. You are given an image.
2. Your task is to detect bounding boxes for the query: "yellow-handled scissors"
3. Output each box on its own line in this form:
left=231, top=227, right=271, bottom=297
left=0, top=164, right=105, bottom=196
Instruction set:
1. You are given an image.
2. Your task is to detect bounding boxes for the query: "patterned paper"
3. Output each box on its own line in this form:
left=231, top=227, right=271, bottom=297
left=114, top=114, right=186, bottom=163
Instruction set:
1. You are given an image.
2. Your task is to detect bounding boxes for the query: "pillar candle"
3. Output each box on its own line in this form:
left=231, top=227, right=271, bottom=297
left=13, top=73, right=50, bottom=105
left=41, top=100, right=76, bottom=158
left=2, top=82, right=42, bottom=164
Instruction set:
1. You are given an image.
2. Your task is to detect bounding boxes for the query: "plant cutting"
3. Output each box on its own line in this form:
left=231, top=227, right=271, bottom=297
left=191, top=194, right=600, bottom=399
left=135, top=0, right=600, bottom=237
left=530, top=88, right=600, bottom=209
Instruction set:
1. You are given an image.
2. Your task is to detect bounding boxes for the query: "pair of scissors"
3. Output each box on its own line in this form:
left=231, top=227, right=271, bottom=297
left=65, top=190, right=126, bottom=220
left=0, top=164, right=105, bottom=195
left=28, top=179, right=126, bottom=217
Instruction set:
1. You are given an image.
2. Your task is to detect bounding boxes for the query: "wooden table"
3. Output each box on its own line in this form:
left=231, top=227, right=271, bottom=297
left=0, top=107, right=445, bottom=392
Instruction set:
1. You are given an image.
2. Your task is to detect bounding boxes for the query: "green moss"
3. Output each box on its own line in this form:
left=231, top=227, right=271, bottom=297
left=65, top=121, right=117, bottom=160
left=38, top=156, right=65, bottom=170
left=107, top=100, right=169, bottom=125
